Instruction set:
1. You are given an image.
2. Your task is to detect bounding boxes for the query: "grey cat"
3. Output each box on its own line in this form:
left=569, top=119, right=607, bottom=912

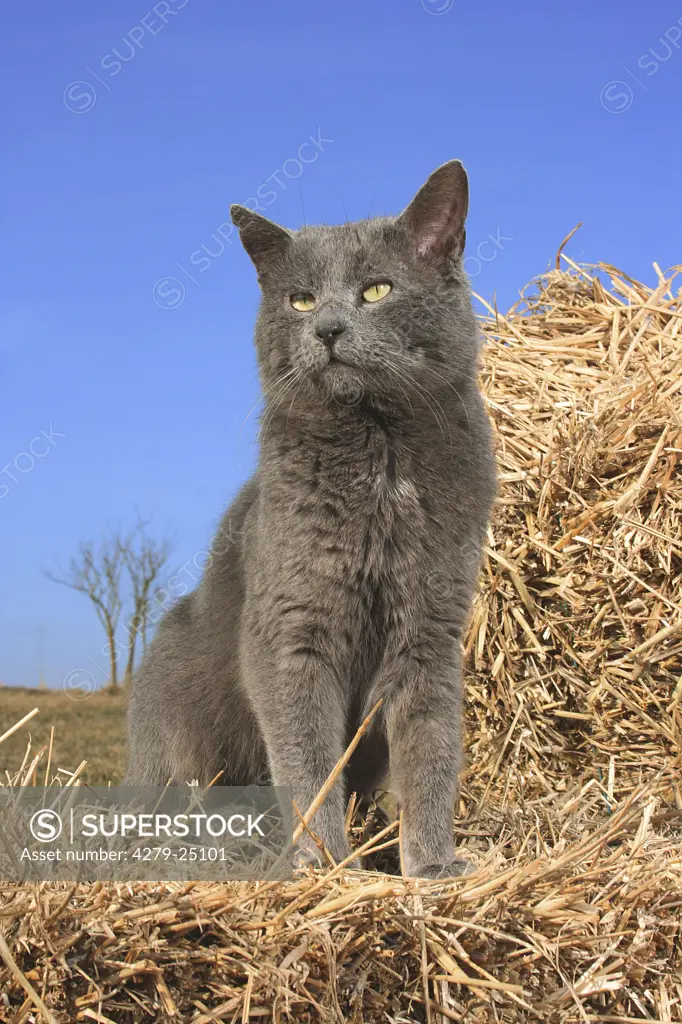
left=126, top=160, right=496, bottom=878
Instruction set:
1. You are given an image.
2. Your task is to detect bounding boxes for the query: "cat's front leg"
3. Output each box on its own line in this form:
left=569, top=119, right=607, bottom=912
left=376, top=634, right=472, bottom=879
left=242, top=636, right=353, bottom=867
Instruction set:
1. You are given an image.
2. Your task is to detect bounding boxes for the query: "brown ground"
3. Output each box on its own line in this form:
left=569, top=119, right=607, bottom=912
left=0, top=684, right=126, bottom=785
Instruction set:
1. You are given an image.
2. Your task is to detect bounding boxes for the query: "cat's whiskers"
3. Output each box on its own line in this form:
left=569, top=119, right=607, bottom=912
left=426, top=368, right=473, bottom=438
left=259, top=371, right=299, bottom=429
left=239, top=395, right=266, bottom=441
left=388, top=364, right=452, bottom=452
left=284, top=374, right=308, bottom=434
left=238, top=367, right=286, bottom=441
left=376, top=358, right=442, bottom=441
left=258, top=370, right=305, bottom=442
left=259, top=380, right=301, bottom=440
left=379, top=362, right=417, bottom=422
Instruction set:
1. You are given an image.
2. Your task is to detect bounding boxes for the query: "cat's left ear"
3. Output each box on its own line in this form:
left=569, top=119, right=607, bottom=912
left=396, top=160, right=468, bottom=265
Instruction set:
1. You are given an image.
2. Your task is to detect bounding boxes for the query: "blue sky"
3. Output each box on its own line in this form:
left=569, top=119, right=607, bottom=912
left=1, top=0, right=681, bottom=689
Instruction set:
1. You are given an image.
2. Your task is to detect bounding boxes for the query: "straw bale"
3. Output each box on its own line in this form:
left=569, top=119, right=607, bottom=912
left=1, top=257, right=680, bottom=1022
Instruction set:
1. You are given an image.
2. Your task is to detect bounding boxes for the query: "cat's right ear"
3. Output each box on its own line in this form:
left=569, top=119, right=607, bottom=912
left=396, top=160, right=468, bottom=267
left=230, top=205, right=292, bottom=274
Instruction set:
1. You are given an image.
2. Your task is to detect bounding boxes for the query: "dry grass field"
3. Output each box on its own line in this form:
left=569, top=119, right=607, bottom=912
left=1, top=257, right=680, bottom=1023
left=0, top=685, right=127, bottom=786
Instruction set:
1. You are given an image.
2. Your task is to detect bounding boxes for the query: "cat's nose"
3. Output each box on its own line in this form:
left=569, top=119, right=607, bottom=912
left=315, top=319, right=346, bottom=349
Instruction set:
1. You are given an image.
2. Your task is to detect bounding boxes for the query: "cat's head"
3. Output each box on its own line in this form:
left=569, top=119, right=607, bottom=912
left=231, top=161, right=479, bottom=415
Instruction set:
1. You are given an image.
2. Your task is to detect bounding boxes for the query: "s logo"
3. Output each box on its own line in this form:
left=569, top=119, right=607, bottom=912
left=29, top=809, right=63, bottom=842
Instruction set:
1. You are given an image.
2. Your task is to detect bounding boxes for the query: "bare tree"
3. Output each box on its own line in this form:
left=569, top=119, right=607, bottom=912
left=45, top=532, right=125, bottom=688
left=45, top=519, right=174, bottom=689
left=140, top=580, right=166, bottom=655
left=120, top=521, right=174, bottom=686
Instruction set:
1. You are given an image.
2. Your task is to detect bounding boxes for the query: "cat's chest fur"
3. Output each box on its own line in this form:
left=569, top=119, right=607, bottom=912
left=275, top=422, right=431, bottom=589
left=360, top=433, right=424, bottom=565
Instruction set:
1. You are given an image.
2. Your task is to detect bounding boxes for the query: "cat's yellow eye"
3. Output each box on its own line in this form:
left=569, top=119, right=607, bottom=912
left=290, top=293, right=316, bottom=312
left=362, top=282, right=392, bottom=303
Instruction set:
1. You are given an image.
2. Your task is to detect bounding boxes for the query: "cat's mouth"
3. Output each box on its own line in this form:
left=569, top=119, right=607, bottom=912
left=322, top=355, right=355, bottom=375
left=323, top=348, right=358, bottom=370
left=318, top=359, right=365, bottom=407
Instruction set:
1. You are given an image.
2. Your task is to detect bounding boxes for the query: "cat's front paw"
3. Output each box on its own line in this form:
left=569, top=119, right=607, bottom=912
left=405, top=856, right=475, bottom=880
